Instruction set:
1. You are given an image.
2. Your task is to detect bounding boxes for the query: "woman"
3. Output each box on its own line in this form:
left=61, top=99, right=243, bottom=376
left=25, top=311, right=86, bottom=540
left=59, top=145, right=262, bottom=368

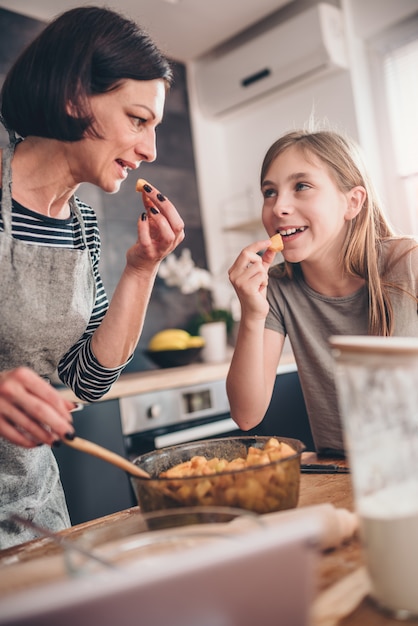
left=227, top=129, right=418, bottom=455
left=0, top=6, right=184, bottom=548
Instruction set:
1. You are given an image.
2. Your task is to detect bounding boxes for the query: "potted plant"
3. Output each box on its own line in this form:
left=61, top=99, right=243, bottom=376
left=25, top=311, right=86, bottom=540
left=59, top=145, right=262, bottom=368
left=158, top=249, right=234, bottom=362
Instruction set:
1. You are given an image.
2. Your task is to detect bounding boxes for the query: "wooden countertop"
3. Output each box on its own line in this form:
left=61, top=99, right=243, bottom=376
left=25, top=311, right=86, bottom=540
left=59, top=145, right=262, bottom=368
left=58, top=352, right=297, bottom=402
left=0, top=456, right=413, bottom=625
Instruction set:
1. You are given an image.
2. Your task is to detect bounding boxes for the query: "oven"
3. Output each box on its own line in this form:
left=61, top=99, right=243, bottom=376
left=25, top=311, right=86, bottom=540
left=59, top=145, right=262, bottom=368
left=120, top=366, right=314, bottom=459
left=120, top=379, right=241, bottom=458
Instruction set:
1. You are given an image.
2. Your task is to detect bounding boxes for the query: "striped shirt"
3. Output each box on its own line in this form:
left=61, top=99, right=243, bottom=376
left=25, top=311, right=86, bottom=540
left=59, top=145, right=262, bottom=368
left=0, top=194, right=129, bottom=402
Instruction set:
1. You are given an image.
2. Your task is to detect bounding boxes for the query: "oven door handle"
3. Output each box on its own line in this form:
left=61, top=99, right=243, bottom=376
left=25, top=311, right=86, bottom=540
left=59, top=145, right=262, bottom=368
left=154, top=418, right=239, bottom=449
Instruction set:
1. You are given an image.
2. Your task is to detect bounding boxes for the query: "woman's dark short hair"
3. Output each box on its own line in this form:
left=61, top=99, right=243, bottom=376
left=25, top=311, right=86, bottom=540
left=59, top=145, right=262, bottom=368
left=1, top=6, right=173, bottom=141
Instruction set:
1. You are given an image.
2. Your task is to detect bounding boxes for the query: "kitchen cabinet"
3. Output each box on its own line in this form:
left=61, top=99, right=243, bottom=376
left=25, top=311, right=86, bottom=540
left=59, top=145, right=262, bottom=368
left=53, top=399, right=135, bottom=526
left=248, top=369, right=314, bottom=451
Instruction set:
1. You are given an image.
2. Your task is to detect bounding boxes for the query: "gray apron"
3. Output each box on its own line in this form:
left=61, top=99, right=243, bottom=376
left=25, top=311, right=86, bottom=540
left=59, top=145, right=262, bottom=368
left=0, top=137, right=96, bottom=549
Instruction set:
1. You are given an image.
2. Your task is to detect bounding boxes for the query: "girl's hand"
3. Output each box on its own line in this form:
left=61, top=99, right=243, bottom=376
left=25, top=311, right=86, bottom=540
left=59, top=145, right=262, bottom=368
left=228, top=240, right=277, bottom=319
left=127, top=181, right=185, bottom=270
left=0, top=368, right=75, bottom=448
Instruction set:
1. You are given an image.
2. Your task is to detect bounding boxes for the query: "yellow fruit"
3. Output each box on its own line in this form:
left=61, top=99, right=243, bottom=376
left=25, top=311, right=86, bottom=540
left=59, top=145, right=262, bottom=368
left=148, top=329, right=191, bottom=351
left=136, top=178, right=150, bottom=192
left=187, top=336, right=205, bottom=348
left=269, top=233, right=284, bottom=252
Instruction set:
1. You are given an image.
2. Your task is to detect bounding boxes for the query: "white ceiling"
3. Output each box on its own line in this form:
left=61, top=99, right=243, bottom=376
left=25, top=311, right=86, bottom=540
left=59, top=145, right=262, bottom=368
left=0, top=0, right=295, bottom=62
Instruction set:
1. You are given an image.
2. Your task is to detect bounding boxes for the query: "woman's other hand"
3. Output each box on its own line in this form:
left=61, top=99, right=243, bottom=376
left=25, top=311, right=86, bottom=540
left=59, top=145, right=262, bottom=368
left=0, top=368, right=75, bottom=448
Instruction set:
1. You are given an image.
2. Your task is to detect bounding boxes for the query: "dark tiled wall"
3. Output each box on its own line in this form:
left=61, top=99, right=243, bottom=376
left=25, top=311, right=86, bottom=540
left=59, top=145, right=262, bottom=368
left=0, top=8, right=208, bottom=372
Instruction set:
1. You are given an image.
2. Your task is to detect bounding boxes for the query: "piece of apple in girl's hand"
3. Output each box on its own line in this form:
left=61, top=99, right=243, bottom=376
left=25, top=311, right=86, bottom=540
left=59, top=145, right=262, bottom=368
left=269, top=233, right=284, bottom=252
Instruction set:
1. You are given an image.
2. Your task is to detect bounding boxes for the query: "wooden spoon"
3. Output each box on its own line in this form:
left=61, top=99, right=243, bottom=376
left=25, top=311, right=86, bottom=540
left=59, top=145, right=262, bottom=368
left=62, top=435, right=183, bottom=504
left=62, top=436, right=151, bottom=479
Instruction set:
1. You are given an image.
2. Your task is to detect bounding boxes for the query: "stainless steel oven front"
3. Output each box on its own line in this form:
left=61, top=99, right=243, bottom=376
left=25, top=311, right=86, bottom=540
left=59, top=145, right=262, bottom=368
left=120, top=378, right=240, bottom=458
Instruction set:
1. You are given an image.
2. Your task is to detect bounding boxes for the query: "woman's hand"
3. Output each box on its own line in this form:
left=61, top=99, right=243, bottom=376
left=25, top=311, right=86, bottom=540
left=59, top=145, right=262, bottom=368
left=90, top=181, right=184, bottom=368
left=228, top=240, right=277, bottom=320
left=0, top=368, right=75, bottom=448
left=127, top=181, right=185, bottom=270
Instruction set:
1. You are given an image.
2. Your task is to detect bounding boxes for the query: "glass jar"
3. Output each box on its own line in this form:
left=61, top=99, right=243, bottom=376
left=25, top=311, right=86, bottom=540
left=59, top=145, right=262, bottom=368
left=330, top=335, right=418, bottom=619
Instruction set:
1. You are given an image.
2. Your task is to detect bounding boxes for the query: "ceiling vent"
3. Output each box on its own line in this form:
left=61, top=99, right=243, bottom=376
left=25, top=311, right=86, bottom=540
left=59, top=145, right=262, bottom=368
left=193, top=3, right=348, bottom=116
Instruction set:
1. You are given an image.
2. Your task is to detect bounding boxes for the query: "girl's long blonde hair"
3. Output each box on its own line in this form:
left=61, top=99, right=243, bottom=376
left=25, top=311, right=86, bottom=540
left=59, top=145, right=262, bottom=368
left=261, top=129, right=414, bottom=336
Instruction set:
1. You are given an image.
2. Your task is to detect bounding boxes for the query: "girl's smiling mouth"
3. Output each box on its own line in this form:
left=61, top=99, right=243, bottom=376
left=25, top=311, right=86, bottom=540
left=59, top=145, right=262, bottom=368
left=278, top=226, right=308, bottom=237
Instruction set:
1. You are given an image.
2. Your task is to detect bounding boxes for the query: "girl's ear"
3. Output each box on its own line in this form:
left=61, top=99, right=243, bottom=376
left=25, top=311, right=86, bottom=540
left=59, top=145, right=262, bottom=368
left=345, top=185, right=366, bottom=220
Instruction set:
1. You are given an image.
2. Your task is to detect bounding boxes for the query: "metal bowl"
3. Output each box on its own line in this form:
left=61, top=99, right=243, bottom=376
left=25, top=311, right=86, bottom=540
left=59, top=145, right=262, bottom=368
left=131, top=436, right=305, bottom=515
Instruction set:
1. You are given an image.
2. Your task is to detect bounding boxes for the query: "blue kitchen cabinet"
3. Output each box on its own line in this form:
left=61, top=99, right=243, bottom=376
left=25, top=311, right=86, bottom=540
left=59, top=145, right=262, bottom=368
left=248, top=371, right=315, bottom=451
left=53, top=399, right=136, bottom=526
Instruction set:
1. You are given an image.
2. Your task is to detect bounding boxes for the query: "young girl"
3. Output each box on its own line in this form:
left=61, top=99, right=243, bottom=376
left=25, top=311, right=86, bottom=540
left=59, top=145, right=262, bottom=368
left=226, top=129, right=418, bottom=455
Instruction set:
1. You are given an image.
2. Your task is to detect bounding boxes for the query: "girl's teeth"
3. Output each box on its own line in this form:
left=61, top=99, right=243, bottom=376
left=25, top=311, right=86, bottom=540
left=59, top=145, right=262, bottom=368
left=279, top=228, right=297, bottom=236
left=279, top=226, right=306, bottom=236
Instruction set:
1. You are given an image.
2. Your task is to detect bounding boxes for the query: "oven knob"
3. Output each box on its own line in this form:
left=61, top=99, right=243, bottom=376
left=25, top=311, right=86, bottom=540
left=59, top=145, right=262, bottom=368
left=146, top=404, right=161, bottom=420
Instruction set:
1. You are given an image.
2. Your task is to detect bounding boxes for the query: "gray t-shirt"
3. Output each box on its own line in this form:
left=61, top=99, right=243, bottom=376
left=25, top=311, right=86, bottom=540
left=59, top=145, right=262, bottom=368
left=265, top=238, right=418, bottom=453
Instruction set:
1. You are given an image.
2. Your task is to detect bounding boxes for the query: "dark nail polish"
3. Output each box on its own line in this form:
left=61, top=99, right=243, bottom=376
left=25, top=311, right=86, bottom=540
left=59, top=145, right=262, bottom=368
left=156, top=193, right=165, bottom=202
left=141, top=212, right=147, bottom=221
left=53, top=439, right=61, bottom=448
left=150, top=207, right=159, bottom=215
left=143, top=184, right=152, bottom=193
left=65, top=431, right=76, bottom=440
